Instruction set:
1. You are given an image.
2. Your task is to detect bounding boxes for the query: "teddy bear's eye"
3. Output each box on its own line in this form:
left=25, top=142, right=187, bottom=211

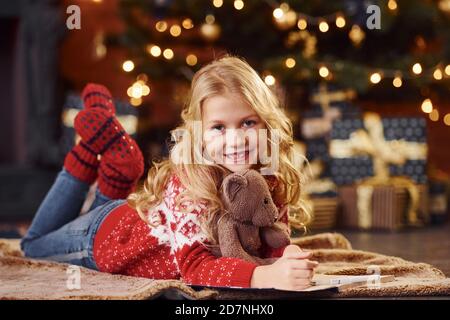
left=264, top=197, right=269, bottom=205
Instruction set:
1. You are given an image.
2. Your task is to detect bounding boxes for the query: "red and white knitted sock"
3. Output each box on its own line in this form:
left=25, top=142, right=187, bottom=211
left=74, top=108, right=144, bottom=199
left=82, top=83, right=116, bottom=115
left=64, top=141, right=99, bottom=184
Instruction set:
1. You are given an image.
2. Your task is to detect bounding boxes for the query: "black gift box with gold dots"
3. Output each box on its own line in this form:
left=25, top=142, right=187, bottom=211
left=329, top=115, right=427, bottom=186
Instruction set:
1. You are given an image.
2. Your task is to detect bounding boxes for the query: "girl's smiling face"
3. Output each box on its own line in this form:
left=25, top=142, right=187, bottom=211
left=201, top=93, right=267, bottom=172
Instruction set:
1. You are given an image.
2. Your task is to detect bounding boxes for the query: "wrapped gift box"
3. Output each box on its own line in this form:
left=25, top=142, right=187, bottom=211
left=290, top=196, right=338, bottom=236
left=304, top=137, right=330, bottom=168
left=301, top=83, right=361, bottom=179
left=304, top=83, right=360, bottom=121
left=329, top=113, right=427, bottom=186
left=301, top=177, right=339, bottom=231
left=308, top=196, right=339, bottom=230
left=338, top=182, right=429, bottom=231
left=293, top=140, right=339, bottom=233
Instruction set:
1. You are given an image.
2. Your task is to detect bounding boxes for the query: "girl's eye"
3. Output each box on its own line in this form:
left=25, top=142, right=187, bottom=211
left=242, top=120, right=256, bottom=128
left=212, top=124, right=224, bottom=131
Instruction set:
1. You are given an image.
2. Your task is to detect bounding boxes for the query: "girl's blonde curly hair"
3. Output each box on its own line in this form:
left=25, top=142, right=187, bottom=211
left=127, top=54, right=310, bottom=245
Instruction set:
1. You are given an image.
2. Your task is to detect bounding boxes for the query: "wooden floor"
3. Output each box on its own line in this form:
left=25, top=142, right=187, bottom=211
left=312, top=221, right=450, bottom=277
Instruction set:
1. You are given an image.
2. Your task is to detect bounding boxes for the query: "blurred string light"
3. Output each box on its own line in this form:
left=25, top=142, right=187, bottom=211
left=147, top=1, right=449, bottom=90
left=147, top=45, right=161, bottom=57
left=264, top=74, right=276, bottom=86
left=182, top=18, right=194, bottom=29
left=388, top=0, right=398, bottom=11
left=129, top=97, right=142, bottom=107
left=272, top=3, right=297, bottom=29
left=268, top=0, right=397, bottom=31
left=155, top=21, right=168, bottom=32
left=421, top=99, right=450, bottom=127
left=280, top=60, right=449, bottom=88
left=267, top=0, right=439, bottom=83
left=152, top=8, right=222, bottom=42
left=319, top=66, right=330, bottom=78
left=170, top=24, right=182, bottom=37
left=393, top=75, right=403, bottom=88
left=146, top=2, right=448, bottom=93
left=273, top=8, right=284, bottom=19
left=433, top=68, right=443, bottom=80
left=186, top=54, right=198, bottom=66
left=122, top=60, right=134, bottom=72
left=128, top=0, right=449, bottom=124
left=421, top=98, right=433, bottom=113
left=205, top=14, right=215, bottom=24
left=370, top=72, right=382, bottom=84
left=445, top=64, right=450, bottom=76
left=201, top=14, right=221, bottom=41
left=213, top=0, right=223, bottom=8
left=145, top=44, right=175, bottom=59
left=297, top=18, right=307, bottom=30
left=318, top=21, right=329, bottom=32
left=444, top=114, right=450, bottom=126
left=127, top=78, right=151, bottom=107
left=269, top=2, right=448, bottom=126
left=163, top=48, right=174, bottom=60
left=335, top=15, right=346, bottom=28
left=412, top=63, right=422, bottom=75
left=234, top=0, right=244, bottom=10
left=274, top=54, right=450, bottom=109
left=348, top=25, right=365, bottom=46
left=285, top=57, right=296, bottom=68
left=271, top=2, right=343, bottom=27
left=429, top=109, right=439, bottom=122
left=155, top=19, right=192, bottom=34
left=269, top=0, right=360, bottom=36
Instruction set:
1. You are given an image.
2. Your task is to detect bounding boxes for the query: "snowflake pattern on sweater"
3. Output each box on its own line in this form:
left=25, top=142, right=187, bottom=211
left=93, top=173, right=290, bottom=287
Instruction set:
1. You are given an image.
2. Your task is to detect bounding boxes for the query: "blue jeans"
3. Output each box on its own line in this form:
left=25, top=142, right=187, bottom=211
left=20, top=169, right=125, bottom=270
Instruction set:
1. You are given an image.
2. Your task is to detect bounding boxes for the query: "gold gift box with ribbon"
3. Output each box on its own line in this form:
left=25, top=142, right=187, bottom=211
left=338, top=183, right=429, bottom=231
left=330, top=112, right=429, bottom=231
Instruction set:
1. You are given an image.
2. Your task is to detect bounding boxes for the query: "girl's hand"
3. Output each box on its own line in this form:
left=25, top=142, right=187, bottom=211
left=251, top=245, right=319, bottom=291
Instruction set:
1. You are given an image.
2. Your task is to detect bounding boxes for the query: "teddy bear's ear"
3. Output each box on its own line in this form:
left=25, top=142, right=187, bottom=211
left=222, top=173, right=248, bottom=203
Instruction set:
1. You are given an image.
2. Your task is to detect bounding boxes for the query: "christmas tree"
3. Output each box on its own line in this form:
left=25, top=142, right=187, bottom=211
left=109, top=0, right=449, bottom=110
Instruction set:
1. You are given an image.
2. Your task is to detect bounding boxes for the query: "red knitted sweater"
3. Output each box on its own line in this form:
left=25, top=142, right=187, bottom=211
left=93, top=174, right=290, bottom=288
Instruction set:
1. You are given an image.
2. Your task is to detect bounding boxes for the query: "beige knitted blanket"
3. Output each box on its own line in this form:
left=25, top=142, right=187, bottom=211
left=1, top=233, right=449, bottom=299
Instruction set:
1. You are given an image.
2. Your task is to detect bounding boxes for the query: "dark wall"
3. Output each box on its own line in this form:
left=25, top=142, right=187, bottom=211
left=0, top=1, right=62, bottom=220
left=0, top=18, right=20, bottom=164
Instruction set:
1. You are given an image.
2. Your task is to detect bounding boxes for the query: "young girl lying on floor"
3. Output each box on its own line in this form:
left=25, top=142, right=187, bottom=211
left=21, top=55, right=318, bottom=291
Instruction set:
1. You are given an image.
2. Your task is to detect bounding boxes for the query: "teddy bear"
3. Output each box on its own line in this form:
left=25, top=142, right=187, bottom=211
left=216, top=169, right=291, bottom=265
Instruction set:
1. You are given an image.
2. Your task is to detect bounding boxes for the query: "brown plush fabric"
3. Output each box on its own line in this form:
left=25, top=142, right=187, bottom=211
left=1, top=233, right=449, bottom=299
left=291, top=232, right=353, bottom=250
left=217, top=170, right=290, bottom=265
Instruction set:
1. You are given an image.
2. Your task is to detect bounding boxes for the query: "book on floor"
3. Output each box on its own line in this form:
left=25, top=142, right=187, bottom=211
left=190, top=274, right=395, bottom=293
